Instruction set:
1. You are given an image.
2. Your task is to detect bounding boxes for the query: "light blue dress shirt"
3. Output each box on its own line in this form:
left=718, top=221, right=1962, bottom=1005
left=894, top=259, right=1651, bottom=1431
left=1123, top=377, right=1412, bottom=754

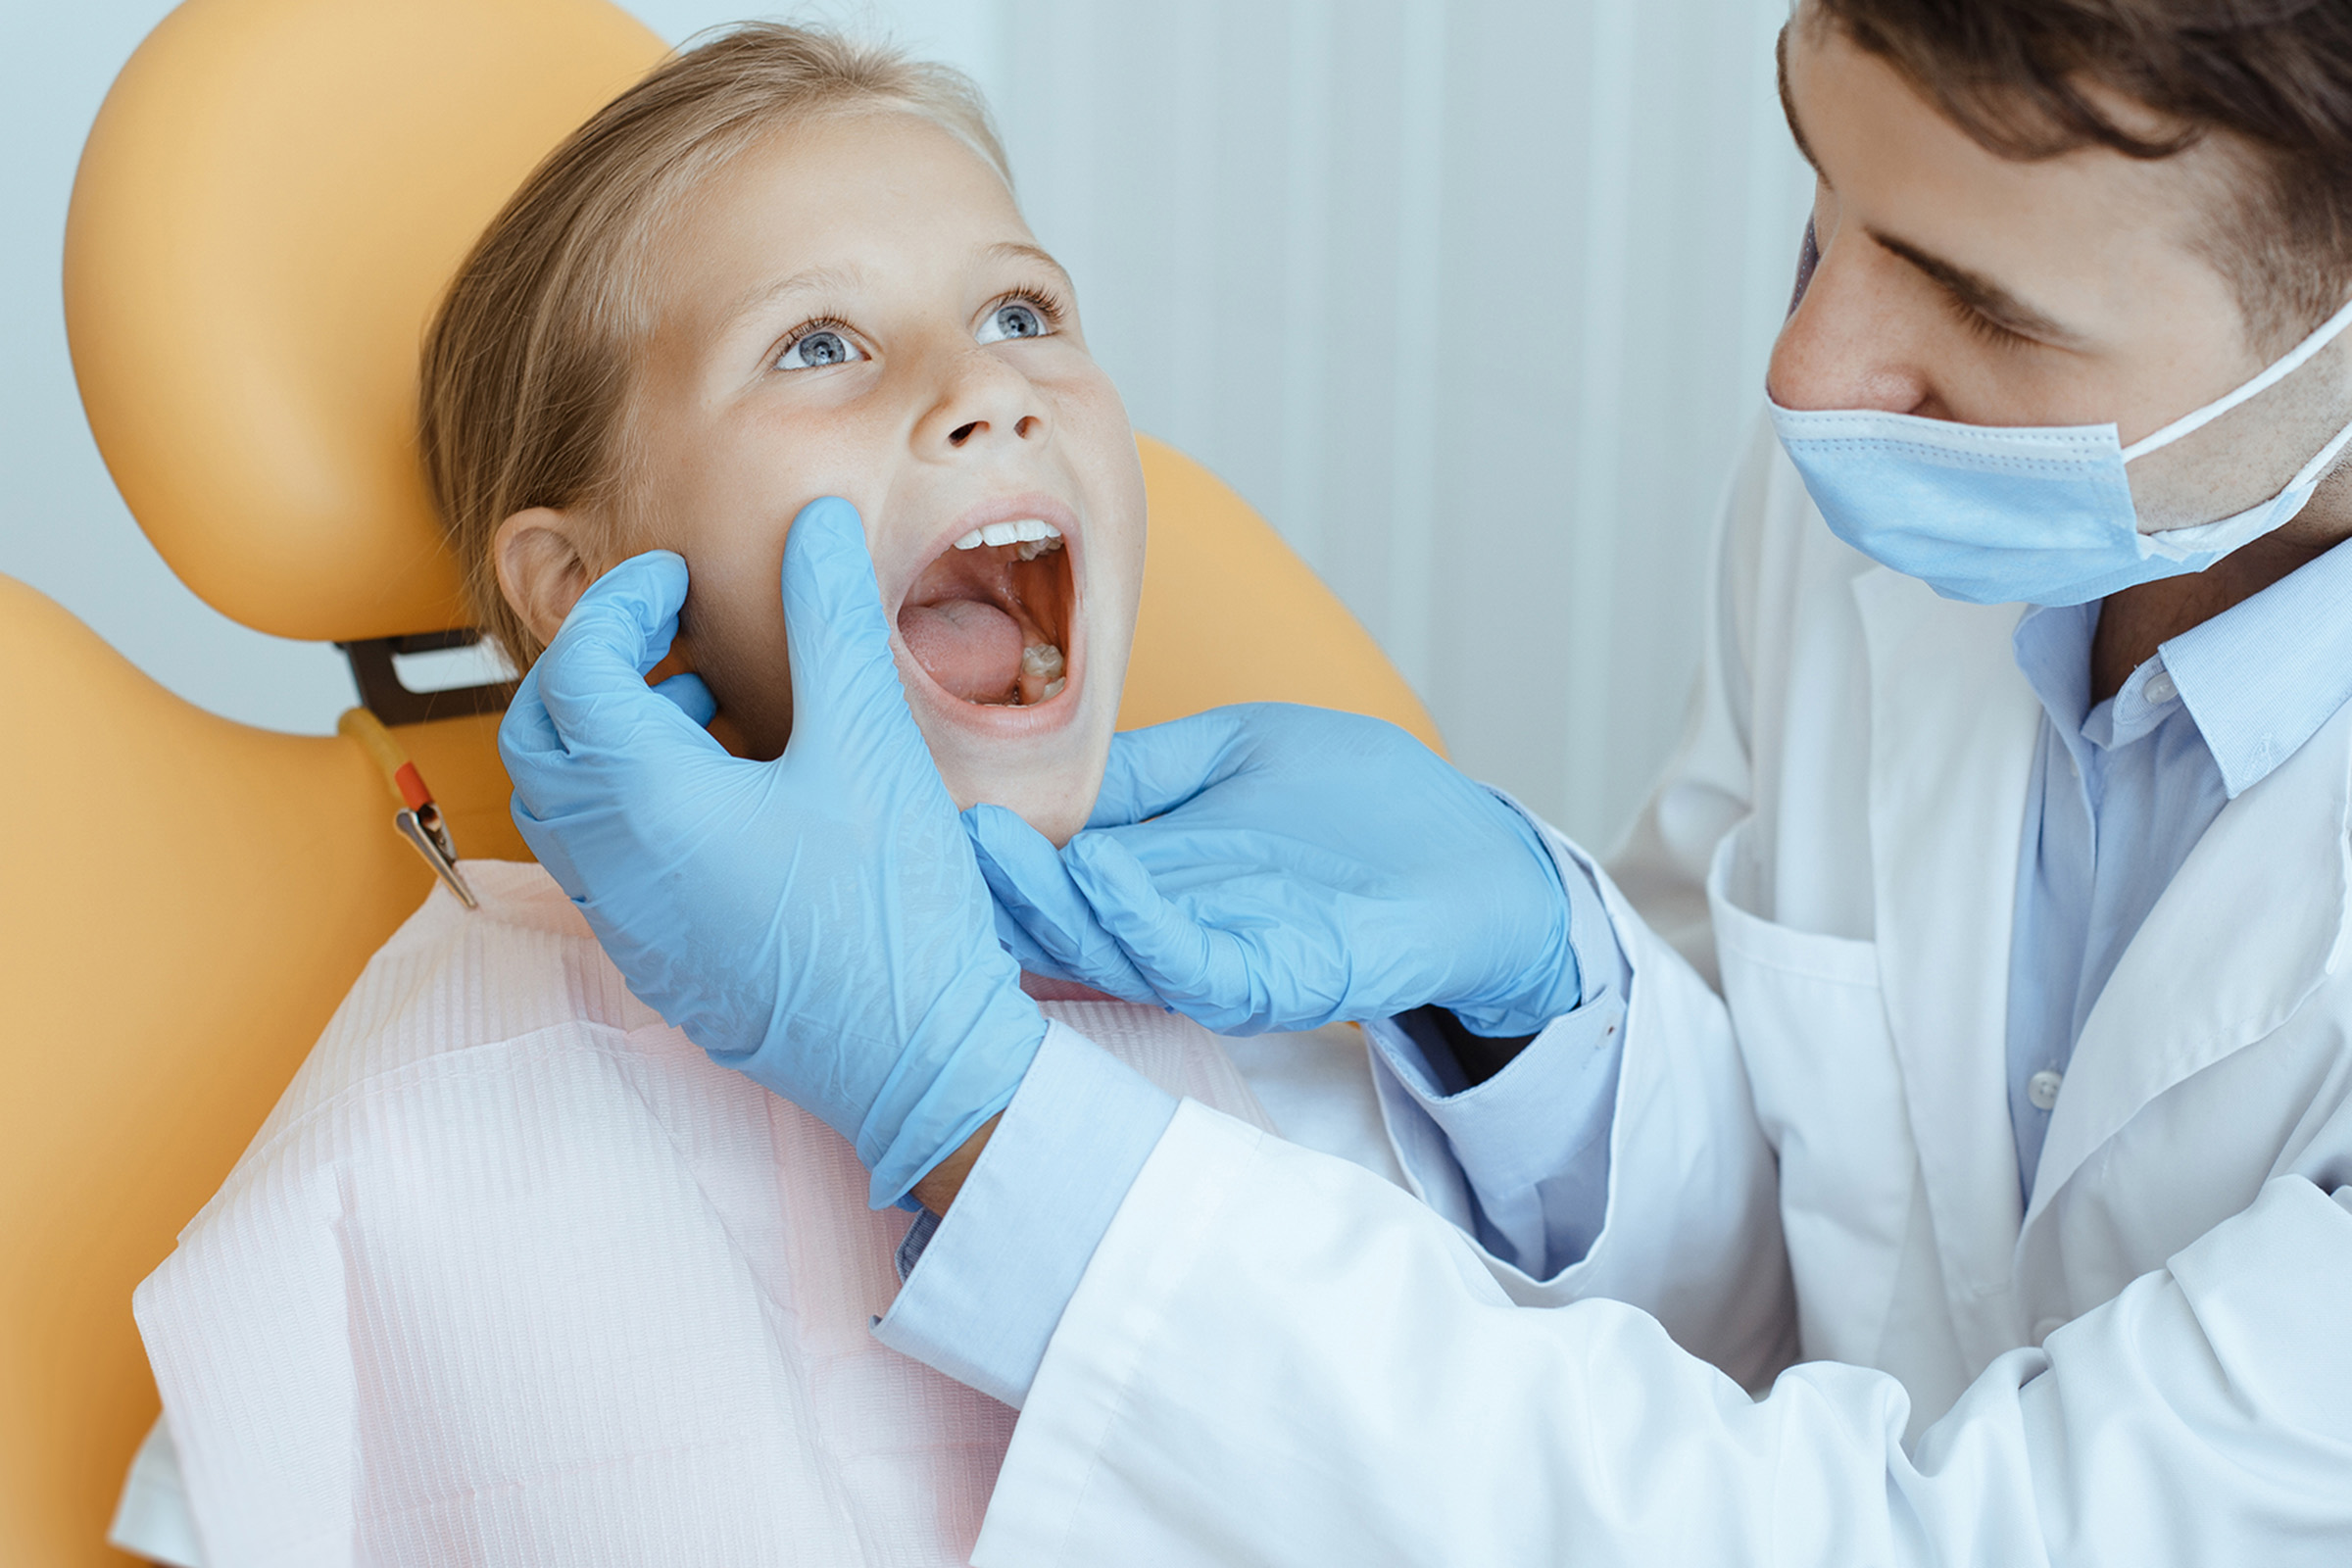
left=2005, top=536, right=2352, bottom=1198
left=876, top=537, right=2352, bottom=1406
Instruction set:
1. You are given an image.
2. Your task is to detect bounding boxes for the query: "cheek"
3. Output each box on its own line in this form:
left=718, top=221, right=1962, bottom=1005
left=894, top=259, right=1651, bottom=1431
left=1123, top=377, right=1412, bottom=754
left=1052, top=372, right=1151, bottom=590
left=676, top=544, right=796, bottom=755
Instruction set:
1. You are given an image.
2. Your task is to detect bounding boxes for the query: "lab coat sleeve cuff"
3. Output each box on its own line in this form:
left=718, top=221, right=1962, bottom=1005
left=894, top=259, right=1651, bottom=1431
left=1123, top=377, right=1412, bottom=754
left=872, top=1019, right=1176, bottom=1409
left=1494, top=785, right=1630, bottom=1007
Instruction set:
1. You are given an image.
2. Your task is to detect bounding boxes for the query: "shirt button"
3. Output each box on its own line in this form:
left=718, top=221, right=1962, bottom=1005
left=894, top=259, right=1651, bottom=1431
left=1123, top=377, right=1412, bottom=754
left=2028, top=1069, right=2064, bottom=1111
left=2145, top=672, right=2178, bottom=704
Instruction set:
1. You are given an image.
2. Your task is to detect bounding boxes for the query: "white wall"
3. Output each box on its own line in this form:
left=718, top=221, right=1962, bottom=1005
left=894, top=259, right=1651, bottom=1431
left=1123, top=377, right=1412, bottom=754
left=1, top=0, right=1807, bottom=848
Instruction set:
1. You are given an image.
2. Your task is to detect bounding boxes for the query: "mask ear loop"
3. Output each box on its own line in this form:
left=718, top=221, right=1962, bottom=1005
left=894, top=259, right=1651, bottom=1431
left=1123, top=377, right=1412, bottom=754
left=2123, top=291, right=2352, bottom=462
left=2139, top=382, right=2352, bottom=557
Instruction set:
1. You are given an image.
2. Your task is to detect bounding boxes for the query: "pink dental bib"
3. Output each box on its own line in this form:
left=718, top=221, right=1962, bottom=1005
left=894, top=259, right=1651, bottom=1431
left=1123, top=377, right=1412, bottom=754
left=134, top=861, right=1271, bottom=1568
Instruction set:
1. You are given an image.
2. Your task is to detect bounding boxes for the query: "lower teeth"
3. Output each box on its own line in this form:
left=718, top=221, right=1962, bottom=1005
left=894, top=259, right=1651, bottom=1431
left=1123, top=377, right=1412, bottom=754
left=1004, top=643, right=1066, bottom=707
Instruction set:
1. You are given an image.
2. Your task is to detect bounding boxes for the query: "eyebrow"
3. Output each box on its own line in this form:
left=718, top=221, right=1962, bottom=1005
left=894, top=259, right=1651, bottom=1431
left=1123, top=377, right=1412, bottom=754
left=722, top=263, right=868, bottom=335
left=722, top=243, right=1073, bottom=338
left=1774, top=23, right=2080, bottom=348
left=987, top=240, right=1075, bottom=292
left=1866, top=232, right=2082, bottom=345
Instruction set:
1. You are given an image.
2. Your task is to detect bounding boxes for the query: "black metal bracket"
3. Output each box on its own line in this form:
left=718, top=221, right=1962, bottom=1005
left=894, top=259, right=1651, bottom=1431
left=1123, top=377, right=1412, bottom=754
left=337, top=629, right=516, bottom=726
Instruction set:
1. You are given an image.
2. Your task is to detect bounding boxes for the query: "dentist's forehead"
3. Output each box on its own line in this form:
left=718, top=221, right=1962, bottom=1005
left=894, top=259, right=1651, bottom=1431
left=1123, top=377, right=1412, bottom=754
left=1777, top=16, right=2216, bottom=349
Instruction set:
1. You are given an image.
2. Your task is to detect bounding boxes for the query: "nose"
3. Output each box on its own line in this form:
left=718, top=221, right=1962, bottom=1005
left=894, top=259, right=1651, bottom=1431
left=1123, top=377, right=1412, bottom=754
left=917, top=346, right=1048, bottom=457
left=1766, top=229, right=1938, bottom=416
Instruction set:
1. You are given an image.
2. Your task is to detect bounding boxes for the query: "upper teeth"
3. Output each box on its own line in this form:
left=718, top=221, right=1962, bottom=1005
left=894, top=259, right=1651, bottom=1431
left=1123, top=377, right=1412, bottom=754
left=953, top=517, right=1063, bottom=551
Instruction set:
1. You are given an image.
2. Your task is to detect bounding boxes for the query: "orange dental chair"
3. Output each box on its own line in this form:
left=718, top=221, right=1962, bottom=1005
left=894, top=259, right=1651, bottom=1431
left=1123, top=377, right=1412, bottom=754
left=0, top=1, right=1440, bottom=1561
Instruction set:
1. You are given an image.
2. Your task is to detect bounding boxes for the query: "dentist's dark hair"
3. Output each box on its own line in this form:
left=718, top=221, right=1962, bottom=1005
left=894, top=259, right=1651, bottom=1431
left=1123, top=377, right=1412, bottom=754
left=417, top=23, right=1008, bottom=669
left=1812, top=0, right=2352, bottom=351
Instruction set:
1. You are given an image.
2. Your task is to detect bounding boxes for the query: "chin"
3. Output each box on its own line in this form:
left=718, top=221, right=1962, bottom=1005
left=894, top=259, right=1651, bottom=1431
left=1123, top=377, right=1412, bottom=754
left=928, top=718, right=1111, bottom=848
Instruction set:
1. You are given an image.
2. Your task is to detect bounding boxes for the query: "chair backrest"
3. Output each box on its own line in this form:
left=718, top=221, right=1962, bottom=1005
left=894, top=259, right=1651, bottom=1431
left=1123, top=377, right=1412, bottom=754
left=9, top=0, right=1441, bottom=1561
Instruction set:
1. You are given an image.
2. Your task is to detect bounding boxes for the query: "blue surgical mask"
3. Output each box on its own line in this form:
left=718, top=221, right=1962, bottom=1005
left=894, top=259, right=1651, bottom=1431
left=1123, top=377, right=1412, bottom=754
left=1770, top=281, right=2352, bottom=607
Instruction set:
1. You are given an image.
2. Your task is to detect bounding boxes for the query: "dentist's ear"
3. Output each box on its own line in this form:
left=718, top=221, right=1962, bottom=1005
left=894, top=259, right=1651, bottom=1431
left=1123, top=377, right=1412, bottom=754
left=494, top=507, right=600, bottom=649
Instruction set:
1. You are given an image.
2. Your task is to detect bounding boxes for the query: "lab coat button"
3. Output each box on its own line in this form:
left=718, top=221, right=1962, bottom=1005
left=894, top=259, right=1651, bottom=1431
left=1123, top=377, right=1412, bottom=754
left=2028, top=1069, right=2064, bottom=1111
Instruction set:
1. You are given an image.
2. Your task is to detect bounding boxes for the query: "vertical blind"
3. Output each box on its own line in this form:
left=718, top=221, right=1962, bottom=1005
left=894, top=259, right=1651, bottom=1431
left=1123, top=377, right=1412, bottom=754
left=873, top=0, right=1817, bottom=846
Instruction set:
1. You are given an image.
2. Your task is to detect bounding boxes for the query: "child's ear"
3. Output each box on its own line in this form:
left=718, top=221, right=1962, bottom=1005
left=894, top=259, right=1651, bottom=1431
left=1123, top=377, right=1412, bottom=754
left=493, top=508, right=596, bottom=649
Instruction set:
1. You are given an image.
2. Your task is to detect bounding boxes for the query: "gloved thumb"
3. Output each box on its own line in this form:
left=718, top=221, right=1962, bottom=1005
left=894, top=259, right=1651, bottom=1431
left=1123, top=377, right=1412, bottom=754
left=777, top=497, right=919, bottom=757
left=522, top=550, right=720, bottom=765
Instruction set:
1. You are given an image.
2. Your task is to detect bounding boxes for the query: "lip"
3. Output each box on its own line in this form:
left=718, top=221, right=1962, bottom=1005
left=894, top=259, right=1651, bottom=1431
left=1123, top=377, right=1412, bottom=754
left=886, top=490, right=1088, bottom=738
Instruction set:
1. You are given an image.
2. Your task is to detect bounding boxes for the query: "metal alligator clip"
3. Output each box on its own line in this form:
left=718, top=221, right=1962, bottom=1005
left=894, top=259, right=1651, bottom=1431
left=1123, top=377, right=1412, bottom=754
left=338, top=709, right=479, bottom=909
left=394, top=794, right=477, bottom=909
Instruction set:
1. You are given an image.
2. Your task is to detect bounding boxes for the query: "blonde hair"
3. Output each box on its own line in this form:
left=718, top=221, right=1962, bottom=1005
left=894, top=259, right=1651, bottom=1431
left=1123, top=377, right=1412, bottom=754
left=417, top=24, right=1008, bottom=668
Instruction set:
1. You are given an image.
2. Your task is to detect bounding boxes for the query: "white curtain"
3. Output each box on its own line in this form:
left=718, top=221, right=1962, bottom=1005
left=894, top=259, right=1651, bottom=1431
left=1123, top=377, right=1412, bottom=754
left=819, top=0, right=1815, bottom=845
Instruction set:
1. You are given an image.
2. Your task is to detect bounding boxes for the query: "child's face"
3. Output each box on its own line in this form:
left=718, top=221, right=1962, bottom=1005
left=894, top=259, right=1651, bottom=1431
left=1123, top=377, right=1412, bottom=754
left=503, top=111, right=1146, bottom=844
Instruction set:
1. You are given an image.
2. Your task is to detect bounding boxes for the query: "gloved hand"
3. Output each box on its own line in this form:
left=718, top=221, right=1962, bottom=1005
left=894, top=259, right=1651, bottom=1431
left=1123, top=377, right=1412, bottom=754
left=965, top=703, right=1581, bottom=1037
left=500, top=498, right=1047, bottom=1207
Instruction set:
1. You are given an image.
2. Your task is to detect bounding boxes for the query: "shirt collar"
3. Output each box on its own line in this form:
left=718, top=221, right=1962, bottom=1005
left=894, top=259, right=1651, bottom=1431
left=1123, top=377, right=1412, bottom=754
left=2162, top=535, right=2352, bottom=798
left=2010, top=536, right=2352, bottom=799
left=2011, top=602, right=2101, bottom=784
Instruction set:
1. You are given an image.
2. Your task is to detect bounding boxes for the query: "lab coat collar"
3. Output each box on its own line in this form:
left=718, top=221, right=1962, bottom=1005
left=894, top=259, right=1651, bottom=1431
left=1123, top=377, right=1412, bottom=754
left=1853, top=567, right=2043, bottom=1363
left=2023, top=689, right=2352, bottom=1231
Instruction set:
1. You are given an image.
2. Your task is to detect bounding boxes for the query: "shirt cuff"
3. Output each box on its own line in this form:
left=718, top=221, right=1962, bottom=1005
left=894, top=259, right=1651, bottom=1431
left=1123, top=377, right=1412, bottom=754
left=872, top=1019, right=1175, bottom=1408
left=1365, top=993, right=1624, bottom=1276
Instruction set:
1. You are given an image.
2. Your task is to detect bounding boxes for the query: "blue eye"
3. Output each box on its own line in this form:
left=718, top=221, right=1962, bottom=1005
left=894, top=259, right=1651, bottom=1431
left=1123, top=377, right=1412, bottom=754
left=976, top=300, right=1052, bottom=344
left=775, top=326, right=863, bottom=370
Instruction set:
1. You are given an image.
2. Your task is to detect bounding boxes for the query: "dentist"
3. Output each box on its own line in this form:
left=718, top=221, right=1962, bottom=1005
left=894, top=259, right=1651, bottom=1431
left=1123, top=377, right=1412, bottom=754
left=504, top=0, right=2352, bottom=1560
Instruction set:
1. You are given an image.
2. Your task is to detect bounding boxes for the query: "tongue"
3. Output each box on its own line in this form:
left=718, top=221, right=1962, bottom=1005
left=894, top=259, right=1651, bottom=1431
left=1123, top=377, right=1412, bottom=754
left=899, top=597, right=1025, bottom=703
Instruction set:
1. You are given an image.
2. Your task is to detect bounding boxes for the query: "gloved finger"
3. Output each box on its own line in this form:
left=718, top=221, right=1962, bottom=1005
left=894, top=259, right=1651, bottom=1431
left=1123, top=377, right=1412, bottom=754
left=651, top=670, right=719, bottom=728
left=1060, top=832, right=1257, bottom=1031
left=509, top=790, right=588, bottom=904
left=988, top=894, right=1070, bottom=978
left=1086, top=708, right=1252, bottom=828
left=965, top=805, right=1158, bottom=1001
left=777, top=497, right=918, bottom=759
left=498, top=661, right=587, bottom=897
left=534, top=553, right=716, bottom=757
left=499, top=662, right=563, bottom=766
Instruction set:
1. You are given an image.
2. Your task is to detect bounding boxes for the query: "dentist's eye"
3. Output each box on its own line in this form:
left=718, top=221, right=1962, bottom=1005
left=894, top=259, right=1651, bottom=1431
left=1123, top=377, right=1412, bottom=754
left=774, top=321, right=865, bottom=370
left=1941, top=291, right=2034, bottom=351
left=976, top=292, right=1061, bottom=345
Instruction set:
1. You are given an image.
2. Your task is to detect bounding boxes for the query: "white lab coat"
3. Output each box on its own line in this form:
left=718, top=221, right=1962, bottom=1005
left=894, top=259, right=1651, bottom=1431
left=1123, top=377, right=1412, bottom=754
left=964, top=419, right=2352, bottom=1566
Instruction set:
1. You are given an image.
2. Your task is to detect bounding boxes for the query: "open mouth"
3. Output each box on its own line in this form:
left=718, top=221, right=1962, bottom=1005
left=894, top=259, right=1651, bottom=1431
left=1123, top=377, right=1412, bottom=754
left=896, top=513, right=1077, bottom=710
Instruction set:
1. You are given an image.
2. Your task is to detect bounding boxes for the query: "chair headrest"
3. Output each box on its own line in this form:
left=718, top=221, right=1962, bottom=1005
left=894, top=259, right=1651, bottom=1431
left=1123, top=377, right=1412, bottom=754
left=65, top=0, right=666, bottom=642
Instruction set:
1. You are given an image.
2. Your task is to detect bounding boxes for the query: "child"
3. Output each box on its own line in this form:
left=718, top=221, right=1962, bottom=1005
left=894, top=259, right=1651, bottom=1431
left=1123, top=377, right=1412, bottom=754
left=122, top=26, right=1394, bottom=1567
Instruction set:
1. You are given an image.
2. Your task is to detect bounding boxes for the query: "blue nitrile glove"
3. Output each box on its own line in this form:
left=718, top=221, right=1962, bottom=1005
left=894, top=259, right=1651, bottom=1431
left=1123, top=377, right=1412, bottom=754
left=965, top=703, right=1580, bottom=1037
left=500, top=497, right=1048, bottom=1207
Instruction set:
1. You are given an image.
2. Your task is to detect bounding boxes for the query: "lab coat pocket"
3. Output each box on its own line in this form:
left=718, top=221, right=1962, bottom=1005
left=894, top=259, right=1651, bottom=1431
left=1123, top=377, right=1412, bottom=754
left=1705, top=826, right=1916, bottom=1365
